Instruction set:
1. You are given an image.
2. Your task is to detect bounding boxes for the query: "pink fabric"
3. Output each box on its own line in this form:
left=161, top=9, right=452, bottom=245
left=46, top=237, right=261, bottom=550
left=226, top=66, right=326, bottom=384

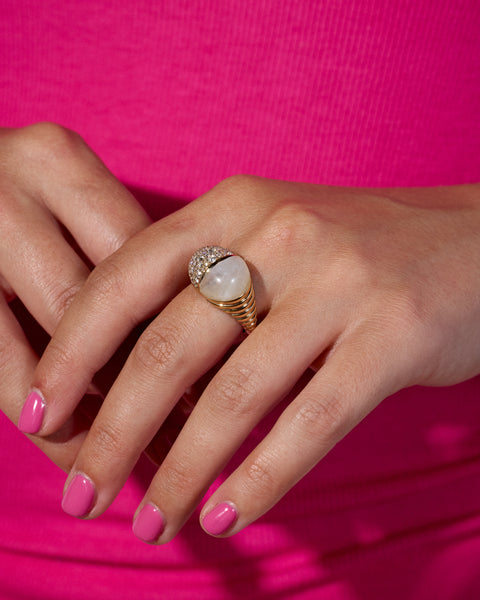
left=1, top=1, right=480, bottom=598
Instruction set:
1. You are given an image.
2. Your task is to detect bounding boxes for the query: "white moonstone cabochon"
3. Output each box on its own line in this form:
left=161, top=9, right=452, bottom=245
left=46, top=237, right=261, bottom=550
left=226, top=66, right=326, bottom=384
left=199, top=255, right=250, bottom=302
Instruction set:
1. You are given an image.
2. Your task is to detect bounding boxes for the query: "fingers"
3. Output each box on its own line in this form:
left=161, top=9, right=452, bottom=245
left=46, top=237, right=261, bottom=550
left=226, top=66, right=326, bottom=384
left=127, top=304, right=341, bottom=543
left=28, top=201, right=234, bottom=436
left=0, top=123, right=150, bottom=336
left=60, top=286, right=241, bottom=518
left=127, top=320, right=405, bottom=543
left=26, top=175, right=276, bottom=436
left=16, top=175, right=478, bottom=545
left=0, top=196, right=90, bottom=336
left=197, top=326, right=405, bottom=538
left=0, top=123, right=151, bottom=443
left=2, top=123, right=151, bottom=264
left=0, top=296, right=88, bottom=472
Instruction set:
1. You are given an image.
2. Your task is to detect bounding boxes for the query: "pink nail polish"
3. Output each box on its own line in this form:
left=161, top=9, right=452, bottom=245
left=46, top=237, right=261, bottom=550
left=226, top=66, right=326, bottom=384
left=202, top=502, right=237, bottom=536
left=62, top=474, right=95, bottom=518
left=18, top=389, right=45, bottom=433
left=133, top=503, right=165, bottom=542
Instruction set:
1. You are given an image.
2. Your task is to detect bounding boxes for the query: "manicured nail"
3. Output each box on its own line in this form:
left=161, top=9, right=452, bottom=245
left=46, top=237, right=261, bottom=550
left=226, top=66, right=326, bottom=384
left=62, top=474, right=95, bottom=518
left=202, top=502, right=237, bottom=536
left=18, top=389, right=45, bottom=433
left=133, top=503, right=165, bottom=542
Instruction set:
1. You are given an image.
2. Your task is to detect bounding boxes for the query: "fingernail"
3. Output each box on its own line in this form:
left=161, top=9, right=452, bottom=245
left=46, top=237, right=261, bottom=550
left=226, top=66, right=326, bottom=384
left=62, top=474, right=95, bottom=518
left=133, top=503, right=165, bottom=542
left=202, top=502, right=237, bottom=536
left=18, top=389, right=45, bottom=433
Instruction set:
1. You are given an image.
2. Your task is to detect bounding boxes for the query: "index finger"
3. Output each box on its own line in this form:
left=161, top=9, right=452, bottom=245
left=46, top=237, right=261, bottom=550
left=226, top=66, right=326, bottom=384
left=21, top=176, right=275, bottom=436
left=21, top=201, right=231, bottom=435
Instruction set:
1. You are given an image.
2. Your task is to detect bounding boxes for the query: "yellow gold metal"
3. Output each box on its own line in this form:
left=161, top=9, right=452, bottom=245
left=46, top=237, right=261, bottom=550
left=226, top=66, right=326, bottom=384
left=200, top=278, right=257, bottom=333
left=189, top=246, right=258, bottom=333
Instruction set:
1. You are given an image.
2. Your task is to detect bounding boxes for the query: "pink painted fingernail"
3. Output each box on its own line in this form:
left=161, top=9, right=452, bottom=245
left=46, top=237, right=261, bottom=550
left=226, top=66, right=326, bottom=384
left=62, top=474, right=95, bottom=517
left=202, top=502, right=237, bottom=536
left=133, top=503, right=165, bottom=542
left=18, top=389, right=45, bottom=433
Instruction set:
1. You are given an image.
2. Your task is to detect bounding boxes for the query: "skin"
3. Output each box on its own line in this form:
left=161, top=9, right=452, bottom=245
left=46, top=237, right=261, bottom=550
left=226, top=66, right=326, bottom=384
left=0, top=122, right=198, bottom=468
left=2, top=123, right=480, bottom=543
left=0, top=123, right=153, bottom=467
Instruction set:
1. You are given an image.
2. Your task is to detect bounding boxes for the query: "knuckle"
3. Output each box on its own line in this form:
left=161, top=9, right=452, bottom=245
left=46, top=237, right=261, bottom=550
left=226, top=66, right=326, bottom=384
left=88, top=418, right=128, bottom=463
left=209, top=364, right=259, bottom=420
left=159, top=458, right=195, bottom=498
left=17, top=122, right=85, bottom=166
left=213, top=174, right=260, bottom=196
left=387, top=290, right=424, bottom=333
left=132, top=325, right=184, bottom=375
left=370, top=289, right=426, bottom=354
left=210, top=174, right=264, bottom=213
left=46, top=281, right=83, bottom=323
left=293, top=393, right=347, bottom=444
left=85, top=259, right=127, bottom=306
left=324, top=249, right=375, bottom=297
left=262, top=202, right=322, bottom=256
left=241, top=453, right=277, bottom=497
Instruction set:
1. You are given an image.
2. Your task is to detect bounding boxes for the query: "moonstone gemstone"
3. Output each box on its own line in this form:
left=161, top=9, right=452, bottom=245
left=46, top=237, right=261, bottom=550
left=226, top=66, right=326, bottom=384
left=199, top=255, right=250, bottom=302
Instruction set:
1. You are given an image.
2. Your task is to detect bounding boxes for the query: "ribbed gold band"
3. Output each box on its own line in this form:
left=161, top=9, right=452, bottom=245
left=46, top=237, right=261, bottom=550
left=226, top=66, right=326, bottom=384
left=201, top=279, right=257, bottom=333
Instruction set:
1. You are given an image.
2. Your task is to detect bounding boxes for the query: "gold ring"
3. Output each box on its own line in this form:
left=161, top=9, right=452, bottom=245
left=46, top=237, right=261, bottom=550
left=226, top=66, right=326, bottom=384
left=188, top=246, right=257, bottom=333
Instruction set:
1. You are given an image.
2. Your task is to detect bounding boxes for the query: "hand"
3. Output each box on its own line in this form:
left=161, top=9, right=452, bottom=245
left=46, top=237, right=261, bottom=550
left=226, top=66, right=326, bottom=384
left=26, top=176, right=480, bottom=542
left=0, top=122, right=151, bottom=470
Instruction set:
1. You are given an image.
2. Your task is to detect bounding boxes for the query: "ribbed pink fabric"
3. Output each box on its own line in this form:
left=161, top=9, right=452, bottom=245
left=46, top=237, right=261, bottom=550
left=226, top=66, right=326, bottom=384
left=1, top=2, right=480, bottom=598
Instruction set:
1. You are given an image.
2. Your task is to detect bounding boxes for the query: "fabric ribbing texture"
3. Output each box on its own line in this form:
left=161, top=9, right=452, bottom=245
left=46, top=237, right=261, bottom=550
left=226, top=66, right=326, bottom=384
left=1, top=1, right=480, bottom=598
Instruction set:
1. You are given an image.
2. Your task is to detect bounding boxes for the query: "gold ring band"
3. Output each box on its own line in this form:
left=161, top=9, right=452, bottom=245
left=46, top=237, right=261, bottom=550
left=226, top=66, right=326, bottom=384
left=188, top=246, right=257, bottom=333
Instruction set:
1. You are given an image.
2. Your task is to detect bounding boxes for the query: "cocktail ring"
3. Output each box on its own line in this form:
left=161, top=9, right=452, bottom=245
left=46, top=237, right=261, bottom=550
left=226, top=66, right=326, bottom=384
left=188, top=246, right=257, bottom=333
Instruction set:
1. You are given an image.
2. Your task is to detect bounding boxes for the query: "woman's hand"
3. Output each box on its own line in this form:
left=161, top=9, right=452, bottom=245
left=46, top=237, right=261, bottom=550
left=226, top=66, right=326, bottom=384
left=25, top=176, right=480, bottom=542
left=0, top=122, right=151, bottom=470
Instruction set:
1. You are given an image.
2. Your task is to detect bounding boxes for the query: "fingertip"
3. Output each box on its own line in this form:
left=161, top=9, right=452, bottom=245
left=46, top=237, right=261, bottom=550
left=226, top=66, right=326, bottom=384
left=132, top=503, right=165, bottom=543
left=201, top=501, right=238, bottom=537
left=17, top=388, right=45, bottom=434
left=61, top=473, right=96, bottom=518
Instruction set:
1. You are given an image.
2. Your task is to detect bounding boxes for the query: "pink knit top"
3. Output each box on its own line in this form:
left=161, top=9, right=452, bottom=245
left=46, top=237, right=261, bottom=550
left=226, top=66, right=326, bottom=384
left=1, top=2, right=480, bottom=598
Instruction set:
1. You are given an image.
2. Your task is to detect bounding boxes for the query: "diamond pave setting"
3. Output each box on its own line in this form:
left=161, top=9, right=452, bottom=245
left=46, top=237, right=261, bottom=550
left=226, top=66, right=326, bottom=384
left=188, top=246, right=234, bottom=288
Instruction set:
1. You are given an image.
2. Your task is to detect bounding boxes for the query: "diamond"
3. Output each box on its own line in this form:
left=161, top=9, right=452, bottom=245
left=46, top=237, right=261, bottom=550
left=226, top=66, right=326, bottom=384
left=188, top=246, right=234, bottom=287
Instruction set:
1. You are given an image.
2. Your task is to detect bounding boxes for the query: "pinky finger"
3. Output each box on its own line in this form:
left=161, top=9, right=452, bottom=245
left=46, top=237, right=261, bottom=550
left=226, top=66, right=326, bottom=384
left=199, top=329, right=405, bottom=537
left=0, top=297, right=89, bottom=471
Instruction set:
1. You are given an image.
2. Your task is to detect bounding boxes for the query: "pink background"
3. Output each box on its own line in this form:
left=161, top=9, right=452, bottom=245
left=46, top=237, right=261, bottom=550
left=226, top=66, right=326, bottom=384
left=1, top=1, right=480, bottom=598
